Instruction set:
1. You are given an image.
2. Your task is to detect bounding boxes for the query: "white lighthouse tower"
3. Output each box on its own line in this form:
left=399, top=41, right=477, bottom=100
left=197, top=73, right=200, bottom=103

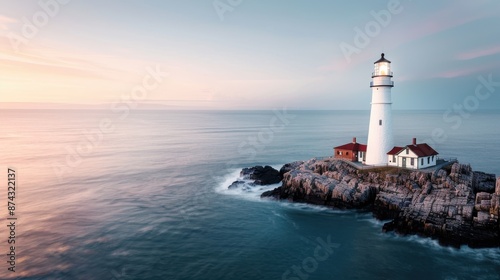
left=366, top=53, right=394, bottom=166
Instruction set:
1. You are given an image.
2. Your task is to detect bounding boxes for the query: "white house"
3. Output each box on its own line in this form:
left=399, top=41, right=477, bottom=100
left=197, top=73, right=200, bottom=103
left=387, top=138, right=438, bottom=169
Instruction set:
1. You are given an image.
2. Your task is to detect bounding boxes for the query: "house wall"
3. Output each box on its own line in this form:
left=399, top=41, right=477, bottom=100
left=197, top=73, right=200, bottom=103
left=394, top=148, right=437, bottom=169
left=396, top=149, right=416, bottom=169
left=397, top=157, right=413, bottom=169
left=388, top=154, right=398, bottom=166
left=358, top=151, right=366, bottom=163
left=416, top=155, right=437, bottom=169
left=334, top=148, right=357, bottom=161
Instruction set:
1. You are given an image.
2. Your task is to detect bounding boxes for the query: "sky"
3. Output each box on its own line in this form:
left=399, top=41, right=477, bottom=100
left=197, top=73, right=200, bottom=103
left=0, top=0, right=499, bottom=110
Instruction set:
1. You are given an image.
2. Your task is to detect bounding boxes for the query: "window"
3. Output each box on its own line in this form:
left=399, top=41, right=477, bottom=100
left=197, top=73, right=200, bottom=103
left=406, top=148, right=409, bottom=155
left=421, top=158, right=424, bottom=165
left=346, top=152, right=349, bottom=156
left=337, top=151, right=341, bottom=155
left=374, top=62, right=391, bottom=76
left=411, top=158, right=414, bottom=165
left=379, top=120, right=382, bottom=126
left=392, top=155, right=396, bottom=162
left=428, top=157, right=430, bottom=164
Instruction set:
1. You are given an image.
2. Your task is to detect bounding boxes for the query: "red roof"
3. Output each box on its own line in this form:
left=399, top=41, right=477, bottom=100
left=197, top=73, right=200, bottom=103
left=387, top=146, right=404, bottom=155
left=334, top=142, right=367, bottom=152
left=393, top=143, right=438, bottom=157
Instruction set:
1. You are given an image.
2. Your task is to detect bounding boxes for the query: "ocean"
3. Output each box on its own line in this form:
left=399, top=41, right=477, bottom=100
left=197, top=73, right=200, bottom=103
left=1, top=109, right=499, bottom=280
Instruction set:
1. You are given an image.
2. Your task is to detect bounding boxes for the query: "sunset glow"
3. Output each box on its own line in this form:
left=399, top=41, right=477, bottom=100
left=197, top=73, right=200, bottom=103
left=0, top=0, right=499, bottom=110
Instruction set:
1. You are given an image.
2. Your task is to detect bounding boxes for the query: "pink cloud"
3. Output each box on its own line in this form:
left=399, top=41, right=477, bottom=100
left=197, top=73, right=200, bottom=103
left=321, top=3, right=495, bottom=74
left=392, top=3, right=495, bottom=50
left=0, top=38, right=154, bottom=82
left=0, top=15, right=17, bottom=30
left=456, top=45, right=500, bottom=60
left=434, top=62, right=497, bottom=79
left=0, top=15, right=17, bottom=23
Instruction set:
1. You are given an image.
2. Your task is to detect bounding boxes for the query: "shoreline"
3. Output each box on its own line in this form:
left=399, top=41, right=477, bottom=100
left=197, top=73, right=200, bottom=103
left=232, top=158, right=500, bottom=248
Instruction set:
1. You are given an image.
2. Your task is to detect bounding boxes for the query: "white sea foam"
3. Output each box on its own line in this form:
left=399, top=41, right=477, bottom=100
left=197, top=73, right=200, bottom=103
left=215, top=167, right=349, bottom=216
left=355, top=214, right=389, bottom=227
left=214, top=168, right=280, bottom=202
left=215, top=167, right=500, bottom=262
left=277, top=200, right=347, bottom=214
left=383, top=231, right=500, bottom=263
left=457, top=246, right=500, bottom=264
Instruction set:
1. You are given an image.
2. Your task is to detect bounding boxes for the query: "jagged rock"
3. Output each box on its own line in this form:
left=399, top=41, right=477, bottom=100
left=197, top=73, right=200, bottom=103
left=474, top=211, right=491, bottom=224
left=228, top=180, right=246, bottom=189
left=261, top=187, right=282, bottom=198
left=279, top=161, right=304, bottom=177
left=496, top=177, right=500, bottom=196
left=241, top=165, right=281, bottom=185
left=462, top=205, right=474, bottom=221
left=422, top=182, right=433, bottom=194
left=453, top=184, right=468, bottom=197
left=331, top=182, right=354, bottom=203
left=490, top=194, right=499, bottom=218
left=473, top=172, right=497, bottom=193
left=432, top=169, right=448, bottom=184
left=256, top=158, right=499, bottom=248
left=451, top=163, right=472, bottom=176
left=476, top=192, right=491, bottom=204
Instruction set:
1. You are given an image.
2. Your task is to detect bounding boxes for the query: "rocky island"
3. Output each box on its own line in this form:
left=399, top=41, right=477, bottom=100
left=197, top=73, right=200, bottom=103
left=231, top=158, right=500, bottom=248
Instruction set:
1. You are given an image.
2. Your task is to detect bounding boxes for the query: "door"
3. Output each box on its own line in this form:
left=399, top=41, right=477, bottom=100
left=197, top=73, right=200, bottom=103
left=402, top=157, right=406, bottom=168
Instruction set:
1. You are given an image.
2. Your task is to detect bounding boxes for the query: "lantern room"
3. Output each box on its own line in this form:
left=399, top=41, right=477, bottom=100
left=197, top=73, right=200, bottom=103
left=373, top=53, right=392, bottom=77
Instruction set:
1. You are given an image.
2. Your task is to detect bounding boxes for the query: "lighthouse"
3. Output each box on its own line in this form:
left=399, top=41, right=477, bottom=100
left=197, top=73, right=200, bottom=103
left=366, top=53, right=394, bottom=166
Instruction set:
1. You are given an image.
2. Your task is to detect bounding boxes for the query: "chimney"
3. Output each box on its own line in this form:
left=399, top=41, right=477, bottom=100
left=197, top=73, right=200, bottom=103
left=412, top=138, right=417, bottom=145
left=352, top=137, right=357, bottom=143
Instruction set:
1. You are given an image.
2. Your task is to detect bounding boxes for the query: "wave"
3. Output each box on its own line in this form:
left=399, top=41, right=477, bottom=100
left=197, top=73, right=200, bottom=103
left=383, top=231, right=500, bottom=263
left=214, top=168, right=280, bottom=202
left=277, top=200, right=349, bottom=215
left=457, top=246, right=500, bottom=264
left=356, top=214, right=391, bottom=227
left=215, top=167, right=500, bottom=262
left=215, top=167, right=352, bottom=216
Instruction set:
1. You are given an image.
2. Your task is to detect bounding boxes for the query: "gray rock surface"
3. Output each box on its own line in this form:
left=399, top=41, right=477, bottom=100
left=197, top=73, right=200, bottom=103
left=240, top=165, right=281, bottom=185
left=259, top=158, right=499, bottom=248
left=496, top=177, right=500, bottom=195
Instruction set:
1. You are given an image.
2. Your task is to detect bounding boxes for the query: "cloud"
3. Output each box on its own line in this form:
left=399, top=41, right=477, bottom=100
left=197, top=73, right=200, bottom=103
left=0, top=37, right=172, bottom=105
left=391, top=3, right=496, bottom=51
left=0, top=14, right=17, bottom=30
left=433, top=62, right=498, bottom=79
left=456, top=45, right=500, bottom=60
left=0, top=39, right=154, bottom=82
left=320, top=3, right=494, bottom=75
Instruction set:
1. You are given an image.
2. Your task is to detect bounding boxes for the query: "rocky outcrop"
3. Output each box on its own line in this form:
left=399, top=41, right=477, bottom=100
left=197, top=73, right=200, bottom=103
left=240, top=165, right=281, bottom=185
left=496, top=177, right=500, bottom=196
left=228, top=166, right=282, bottom=191
left=256, top=158, right=499, bottom=248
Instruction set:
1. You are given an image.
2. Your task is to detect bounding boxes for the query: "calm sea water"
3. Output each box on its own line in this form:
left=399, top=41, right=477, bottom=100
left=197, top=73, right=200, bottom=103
left=1, top=110, right=499, bottom=280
